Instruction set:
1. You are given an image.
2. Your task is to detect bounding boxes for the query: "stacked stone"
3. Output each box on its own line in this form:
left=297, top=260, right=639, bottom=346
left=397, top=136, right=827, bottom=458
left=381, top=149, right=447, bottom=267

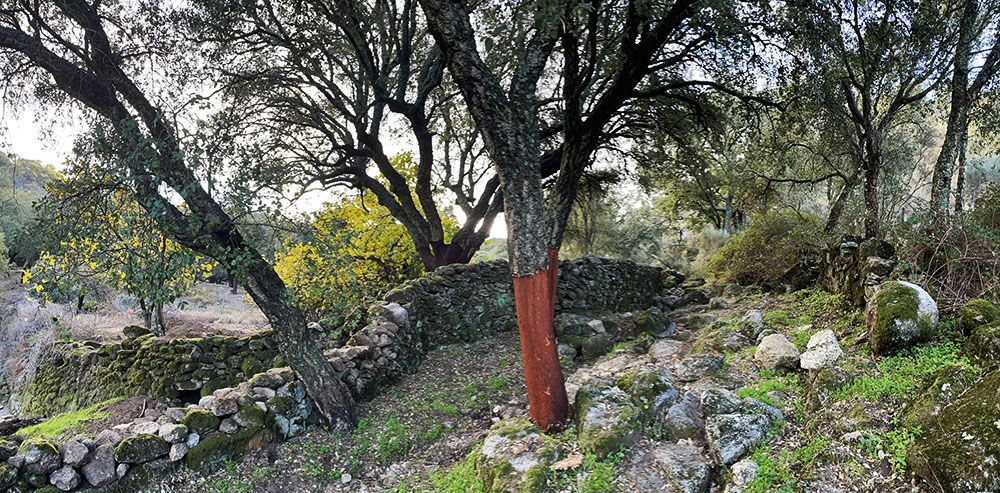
left=19, top=332, right=281, bottom=417
left=819, top=235, right=896, bottom=306
left=1, top=367, right=311, bottom=492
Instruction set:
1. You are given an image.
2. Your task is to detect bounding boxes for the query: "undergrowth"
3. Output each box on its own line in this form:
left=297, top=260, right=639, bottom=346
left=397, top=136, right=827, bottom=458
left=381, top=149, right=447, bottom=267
left=836, top=340, right=978, bottom=401
left=17, top=397, right=122, bottom=439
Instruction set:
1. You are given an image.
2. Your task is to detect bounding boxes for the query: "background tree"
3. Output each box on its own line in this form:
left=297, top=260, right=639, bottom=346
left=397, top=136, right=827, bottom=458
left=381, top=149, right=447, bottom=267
left=788, top=0, right=958, bottom=238
left=930, top=0, right=1000, bottom=216
left=26, top=168, right=213, bottom=335
left=0, top=0, right=357, bottom=425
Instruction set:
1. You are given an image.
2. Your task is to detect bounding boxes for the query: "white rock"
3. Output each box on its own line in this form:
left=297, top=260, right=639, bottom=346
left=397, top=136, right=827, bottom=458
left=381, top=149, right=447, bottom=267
left=753, top=334, right=800, bottom=372
left=158, top=423, right=189, bottom=443
left=59, top=440, right=90, bottom=467
left=799, top=329, right=843, bottom=370
left=49, top=464, right=81, bottom=491
left=185, top=432, right=201, bottom=448
left=131, top=421, right=160, bottom=435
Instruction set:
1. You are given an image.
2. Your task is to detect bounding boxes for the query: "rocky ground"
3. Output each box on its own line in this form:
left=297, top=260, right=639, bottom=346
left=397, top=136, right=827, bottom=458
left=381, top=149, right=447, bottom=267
left=10, top=280, right=996, bottom=492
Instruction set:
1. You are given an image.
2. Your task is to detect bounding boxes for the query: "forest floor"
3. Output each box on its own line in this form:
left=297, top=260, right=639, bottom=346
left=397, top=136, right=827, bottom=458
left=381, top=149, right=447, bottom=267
left=136, top=284, right=954, bottom=492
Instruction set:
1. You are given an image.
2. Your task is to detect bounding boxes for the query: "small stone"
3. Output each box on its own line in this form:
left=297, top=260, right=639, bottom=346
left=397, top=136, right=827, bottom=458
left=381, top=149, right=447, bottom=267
left=131, top=421, right=160, bottom=435
left=60, top=439, right=90, bottom=467
left=158, top=423, right=189, bottom=443
left=185, top=432, right=200, bottom=448
left=208, top=396, right=239, bottom=416
left=49, top=464, right=81, bottom=491
left=116, top=463, right=129, bottom=479
left=709, top=297, right=729, bottom=310
left=557, top=343, right=578, bottom=361
left=799, top=330, right=843, bottom=370
left=341, top=472, right=352, bottom=484
left=220, top=418, right=239, bottom=433
left=168, top=443, right=188, bottom=462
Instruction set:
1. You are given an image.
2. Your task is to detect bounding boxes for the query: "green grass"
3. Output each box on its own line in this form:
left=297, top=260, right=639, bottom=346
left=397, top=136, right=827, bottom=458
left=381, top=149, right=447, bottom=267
left=859, top=426, right=922, bottom=474
left=17, top=397, right=122, bottom=439
left=736, top=371, right=803, bottom=410
left=743, top=436, right=830, bottom=493
left=836, top=341, right=978, bottom=401
left=425, top=449, right=485, bottom=493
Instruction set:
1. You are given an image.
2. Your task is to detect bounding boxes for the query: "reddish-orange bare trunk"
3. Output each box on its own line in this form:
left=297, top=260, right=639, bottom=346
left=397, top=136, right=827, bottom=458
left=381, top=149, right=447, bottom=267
left=512, top=253, right=569, bottom=431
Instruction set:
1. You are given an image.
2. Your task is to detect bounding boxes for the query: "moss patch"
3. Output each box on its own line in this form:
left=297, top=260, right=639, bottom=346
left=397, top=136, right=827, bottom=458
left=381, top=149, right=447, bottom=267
left=868, top=282, right=930, bottom=355
left=184, top=426, right=269, bottom=473
left=960, top=298, right=1000, bottom=335
left=16, top=398, right=122, bottom=440
left=181, top=408, right=220, bottom=436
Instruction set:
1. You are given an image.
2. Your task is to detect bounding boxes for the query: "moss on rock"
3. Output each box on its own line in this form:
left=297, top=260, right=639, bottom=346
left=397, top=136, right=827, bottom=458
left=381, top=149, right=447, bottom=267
left=960, top=299, right=1000, bottom=335
left=615, top=368, right=678, bottom=423
left=907, top=370, right=1000, bottom=492
left=966, top=323, right=1000, bottom=365
left=181, top=409, right=220, bottom=436
left=114, top=434, right=169, bottom=464
left=184, top=427, right=269, bottom=473
left=574, top=384, right=641, bottom=458
left=866, top=281, right=936, bottom=355
left=472, top=419, right=560, bottom=493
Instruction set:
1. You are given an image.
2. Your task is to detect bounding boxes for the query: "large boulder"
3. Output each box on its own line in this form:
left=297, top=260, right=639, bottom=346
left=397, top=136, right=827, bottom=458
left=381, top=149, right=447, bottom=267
left=674, top=354, right=724, bottom=382
left=575, top=385, right=642, bottom=458
left=866, top=281, right=939, bottom=355
left=907, top=370, right=1000, bottom=492
left=657, top=392, right=705, bottom=441
left=959, top=299, right=1000, bottom=335
left=753, top=334, right=800, bottom=372
left=473, top=419, right=560, bottom=493
left=616, top=368, right=679, bottom=423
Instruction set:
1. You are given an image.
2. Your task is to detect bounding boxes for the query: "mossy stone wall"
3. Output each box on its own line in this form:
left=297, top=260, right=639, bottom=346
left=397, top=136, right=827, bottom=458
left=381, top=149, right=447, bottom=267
left=18, top=333, right=280, bottom=416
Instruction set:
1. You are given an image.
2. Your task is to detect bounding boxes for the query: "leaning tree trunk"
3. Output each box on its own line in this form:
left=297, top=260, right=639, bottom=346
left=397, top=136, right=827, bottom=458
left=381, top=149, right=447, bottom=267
left=824, top=169, right=861, bottom=234
left=242, top=256, right=358, bottom=427
left=954, top=125, right=969, bottom=214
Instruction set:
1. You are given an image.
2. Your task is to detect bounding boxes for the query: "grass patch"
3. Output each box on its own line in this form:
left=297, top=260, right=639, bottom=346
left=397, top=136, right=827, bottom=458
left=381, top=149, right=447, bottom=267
left=836, top=341, right=977, bottom=401
left=548, top=449, right=624, bottom=493
left=743, top=436, right=830, bottom=493
left=17, top=397, right=122, bottom=439
left=736, top=371, right=803, bottom=411
left=427, top=449, right=484, bottom=493
left=859, top=426, right=922, bottom=474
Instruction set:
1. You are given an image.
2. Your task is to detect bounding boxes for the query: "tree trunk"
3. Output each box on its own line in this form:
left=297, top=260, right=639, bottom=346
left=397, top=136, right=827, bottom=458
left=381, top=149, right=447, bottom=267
left=930, top=0, right=976, bottom=218
left=154, top=303, right=166, bottom=336
left=824, top=169, right=860, bottom=234
left=863, top=162, right=880, bottom=239
left=228, top=273, right=238, bottom=295
left=242, top=256, right=358, bottom=427
left=76, top=294, right=85, bottom=314
left=954, top=125, right=969, bottom=214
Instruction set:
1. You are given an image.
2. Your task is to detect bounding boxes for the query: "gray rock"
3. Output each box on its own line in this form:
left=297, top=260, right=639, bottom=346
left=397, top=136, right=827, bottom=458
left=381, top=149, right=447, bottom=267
left=659, top=392, right=705, bottom=441
left=725, top=458, right=759, bottom=493
left=705, top=398, right=782, bottom=466
left=21, top=440, right=61, bottom=475
left=575, top=385, right=641, bottom=458
left=131, top=421, right=160, bottom=435
left=701, top=388, right=744, bottom=416
left=754, top=334, right=800, bottom=372
left=474, top=419, right=559, bottom=492
left=185, top=432, right=200, bottom=448
left=866, top=280, right=939, bottom=355
left=81, top=444, right=116, bottom=487
left=799, top=329, right=843, bottom=370
left=116, top=463, right=129, bottom=479
left=208, top=396, right=239, bottom=416
left=60, top=439, right=90, bottom=467
left=557, top=343, right=578, bottom=361
left=219, top=418, right=238, bottom=433
left=674, top=354, right=724, bottom=382
left=648, top=339, right=684, bottom=362
left=49, top=464, right=81, bottom=491
left=168, top=443, right=188, bottom=462
left=740, top=310, right=765, bottom=340
left=620, top=442, right=711, bottom=493
left=709, top=297, right=729, bottom=310
left=158, top=423, right=189, bottom=443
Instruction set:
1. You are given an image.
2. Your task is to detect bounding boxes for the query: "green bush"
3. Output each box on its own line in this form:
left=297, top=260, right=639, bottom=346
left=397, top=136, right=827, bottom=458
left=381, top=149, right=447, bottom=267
left=0, top=231, right=8, bottom=277
left=707, top=211, right=820, bottom=287
left=971, top=183, right=1000, bottom=232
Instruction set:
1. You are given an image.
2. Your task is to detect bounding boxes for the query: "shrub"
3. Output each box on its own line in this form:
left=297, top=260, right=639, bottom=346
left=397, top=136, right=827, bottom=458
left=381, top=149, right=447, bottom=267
left=707, top=211, right=821, bottom=287
left=0, top=231, right=8, bottom=277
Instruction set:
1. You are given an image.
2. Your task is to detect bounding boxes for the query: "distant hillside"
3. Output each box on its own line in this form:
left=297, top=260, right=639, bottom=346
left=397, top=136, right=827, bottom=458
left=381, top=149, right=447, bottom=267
left=0, top=153, right=56, bottom=197
left=0, top=153, right=58, bottom=265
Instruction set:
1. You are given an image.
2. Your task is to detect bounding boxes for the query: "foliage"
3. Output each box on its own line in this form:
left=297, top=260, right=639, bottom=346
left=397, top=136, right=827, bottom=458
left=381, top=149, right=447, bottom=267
left=17, top=398, right=122, bottom=440
left=744, top=436, right=831, bottom=493
left=707, top=211, right=821, bottom=287
left=892, top=210, right=1000, bottom=312
left=836, top=341, right=978, bottom=401
left=0, top=153, right=57, bottom=265
left=426, top=449, right=484, bottom=493
left=737, top=371, right=803, bottom=409
left=859, top=427, right=922, bottom=474
left=0, top=231, right=8, bottom=277
left=274, top=157, right=431, bottom=319
left=25, top=169, right=214, bottom=332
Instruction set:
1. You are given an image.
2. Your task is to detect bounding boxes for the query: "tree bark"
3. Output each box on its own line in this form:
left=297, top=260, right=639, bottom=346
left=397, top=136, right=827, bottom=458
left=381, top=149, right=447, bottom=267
left=954, top=125, right=969, bottom=214
left=824, top=169, right=861, bottom=234
left=930, top=0, right=977, bottom=218
left=863, top=162, right=880, bottom=239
